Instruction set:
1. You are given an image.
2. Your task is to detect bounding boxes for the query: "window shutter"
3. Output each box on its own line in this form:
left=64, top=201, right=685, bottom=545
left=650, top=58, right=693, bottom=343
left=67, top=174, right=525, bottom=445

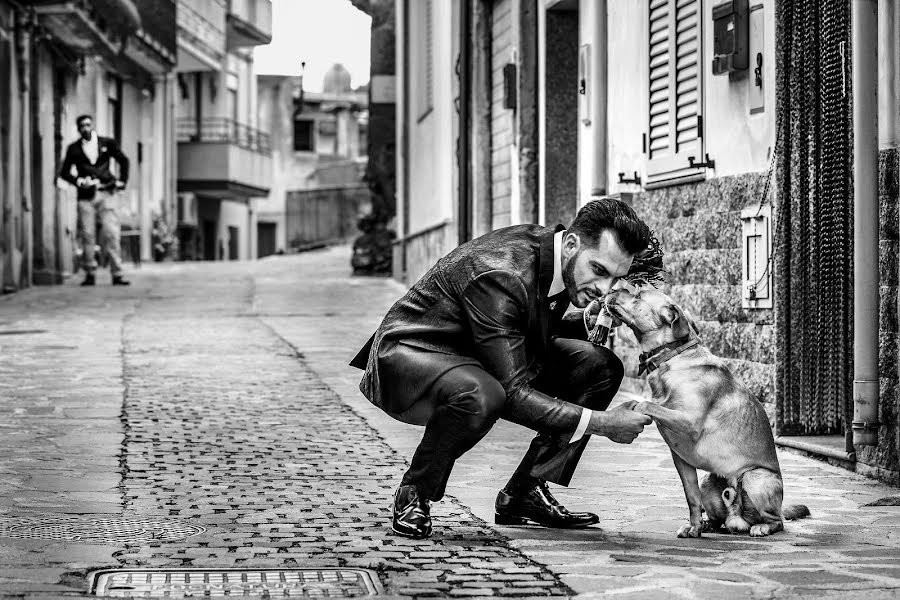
left=646, top=0, right=704, bottom=187
left=416, top=0, right=434, bottom=121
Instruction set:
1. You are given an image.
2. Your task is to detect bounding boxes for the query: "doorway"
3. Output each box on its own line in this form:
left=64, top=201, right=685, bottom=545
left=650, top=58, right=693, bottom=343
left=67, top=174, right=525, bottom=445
left=543, top=0, right=579, bottom=227
left=257, top=222, right=277, bottom=258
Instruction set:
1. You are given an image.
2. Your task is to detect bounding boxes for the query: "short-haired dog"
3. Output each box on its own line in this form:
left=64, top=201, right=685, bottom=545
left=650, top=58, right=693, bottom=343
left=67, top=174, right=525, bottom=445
left=603, top=288, right=809, bottom=537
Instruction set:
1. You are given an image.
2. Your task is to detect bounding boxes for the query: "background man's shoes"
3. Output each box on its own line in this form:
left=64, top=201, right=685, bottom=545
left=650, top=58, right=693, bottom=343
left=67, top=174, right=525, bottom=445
left=495, top=481, right=599, bottom=529
left=392, top=485, right=432, bottom=539
left=112, top=276, right=130, bottom=286
left=80, top=274, right=95, bottom=286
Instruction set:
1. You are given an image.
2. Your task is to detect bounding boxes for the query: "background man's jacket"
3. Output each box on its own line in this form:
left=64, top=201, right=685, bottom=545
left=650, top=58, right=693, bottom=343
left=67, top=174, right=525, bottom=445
left=351, top=224, right=587, bottom=428
left=58, top=136, right=129, bottom=200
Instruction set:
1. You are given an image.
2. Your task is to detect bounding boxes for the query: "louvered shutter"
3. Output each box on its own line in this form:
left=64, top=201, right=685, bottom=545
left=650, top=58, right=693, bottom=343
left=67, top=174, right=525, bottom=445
left=646, top=0, right=704, bottom=187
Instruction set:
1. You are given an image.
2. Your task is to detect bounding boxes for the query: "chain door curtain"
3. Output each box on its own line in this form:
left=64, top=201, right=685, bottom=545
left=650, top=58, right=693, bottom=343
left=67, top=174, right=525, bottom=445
left=775, top=0, right=853, bottom=436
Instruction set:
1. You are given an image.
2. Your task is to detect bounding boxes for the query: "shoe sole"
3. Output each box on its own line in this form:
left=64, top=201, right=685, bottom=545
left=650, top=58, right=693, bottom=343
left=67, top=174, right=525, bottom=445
left=391, top=524, right=432, bottom=539
left=494, top=513, right=598, bottom=529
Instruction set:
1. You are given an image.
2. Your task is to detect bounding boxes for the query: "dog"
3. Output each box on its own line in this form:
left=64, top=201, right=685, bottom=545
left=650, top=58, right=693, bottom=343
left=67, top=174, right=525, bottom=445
left=600, top=288, right=809, bottom=538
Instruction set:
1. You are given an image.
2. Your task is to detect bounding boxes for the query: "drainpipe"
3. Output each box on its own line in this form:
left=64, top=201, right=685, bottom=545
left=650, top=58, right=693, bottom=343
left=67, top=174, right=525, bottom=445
left=457, top=0, right=471, bottom=244
left=851, top=0, right=881, bottom=447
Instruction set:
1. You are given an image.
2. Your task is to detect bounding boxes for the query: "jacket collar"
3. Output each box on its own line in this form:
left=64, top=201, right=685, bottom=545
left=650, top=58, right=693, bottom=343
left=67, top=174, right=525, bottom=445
left=539, top=225, right=566, bottom=301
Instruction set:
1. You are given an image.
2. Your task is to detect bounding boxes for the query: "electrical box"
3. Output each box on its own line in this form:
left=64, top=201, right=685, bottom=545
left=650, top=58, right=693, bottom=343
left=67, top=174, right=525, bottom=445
left=741, top=204, right=772, bottom=309
left=748, top=4, right=765, bottom=113
left=712, top=0, right=749, bottom=76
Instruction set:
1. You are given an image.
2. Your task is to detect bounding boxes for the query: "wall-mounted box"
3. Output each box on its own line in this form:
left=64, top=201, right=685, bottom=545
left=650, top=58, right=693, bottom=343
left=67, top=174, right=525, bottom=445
left=749, top=4, right=765, bottom=113
left=712, top=0, right=749, bottom=76
left=741, top=203, right=773, bottom=309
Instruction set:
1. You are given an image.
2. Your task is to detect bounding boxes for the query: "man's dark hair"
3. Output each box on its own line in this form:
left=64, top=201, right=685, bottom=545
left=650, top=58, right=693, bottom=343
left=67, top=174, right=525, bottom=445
left=569, top=197, right=665, bottom=284
left=75, top=114, right=93, bottom=126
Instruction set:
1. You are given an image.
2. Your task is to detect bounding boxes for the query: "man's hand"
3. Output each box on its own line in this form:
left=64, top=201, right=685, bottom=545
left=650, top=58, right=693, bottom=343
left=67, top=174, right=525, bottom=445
left=76, top=177, right=98, bottom=189
left=586, top=403, right=652, bottom=444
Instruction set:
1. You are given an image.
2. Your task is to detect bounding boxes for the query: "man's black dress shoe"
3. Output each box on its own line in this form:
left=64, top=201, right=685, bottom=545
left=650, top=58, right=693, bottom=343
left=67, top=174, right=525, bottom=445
left=392, top=485, right=432, bottom=539
left=112, top=276, right=130, bottom=286
left=495, top=481, right=599, bottom=528
left=80, top=274, right=95, bottom=286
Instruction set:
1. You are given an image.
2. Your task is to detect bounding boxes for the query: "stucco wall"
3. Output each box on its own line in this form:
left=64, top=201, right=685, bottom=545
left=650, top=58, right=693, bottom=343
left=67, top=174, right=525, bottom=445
left=605, top=0, right=777, bottom=199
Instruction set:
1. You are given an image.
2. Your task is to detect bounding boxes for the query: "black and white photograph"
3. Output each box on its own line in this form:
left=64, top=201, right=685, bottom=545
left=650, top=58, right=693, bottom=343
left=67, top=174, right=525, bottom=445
left=1, top=0, right=899, bottom=598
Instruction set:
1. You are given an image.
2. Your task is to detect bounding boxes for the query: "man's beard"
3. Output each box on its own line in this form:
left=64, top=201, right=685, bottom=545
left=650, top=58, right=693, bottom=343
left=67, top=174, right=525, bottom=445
left=562, top=250, right=582, bottom=306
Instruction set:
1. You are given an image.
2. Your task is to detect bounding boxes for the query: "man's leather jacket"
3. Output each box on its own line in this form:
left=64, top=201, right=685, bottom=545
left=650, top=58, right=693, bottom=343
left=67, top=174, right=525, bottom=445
left=351, top=224, right=589, bottom=433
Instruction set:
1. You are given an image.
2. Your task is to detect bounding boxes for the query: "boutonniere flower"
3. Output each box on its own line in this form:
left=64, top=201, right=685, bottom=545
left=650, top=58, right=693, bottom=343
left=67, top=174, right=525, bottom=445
left=100, top=146, right=108, bottom=153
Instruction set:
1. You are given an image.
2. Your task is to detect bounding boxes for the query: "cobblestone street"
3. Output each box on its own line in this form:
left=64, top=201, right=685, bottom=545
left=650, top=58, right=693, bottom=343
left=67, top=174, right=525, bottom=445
left=2, top=247, right=900, bottom=599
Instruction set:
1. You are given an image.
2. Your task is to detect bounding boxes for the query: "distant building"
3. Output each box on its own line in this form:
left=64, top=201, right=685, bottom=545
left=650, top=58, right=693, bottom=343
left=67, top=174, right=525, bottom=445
left=174, top=0, right=273, bottom=261
left=256, top=64, right=368, bottom=256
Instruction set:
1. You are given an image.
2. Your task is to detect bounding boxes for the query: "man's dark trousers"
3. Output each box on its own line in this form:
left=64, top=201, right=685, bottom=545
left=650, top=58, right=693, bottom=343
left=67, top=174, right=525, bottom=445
left=399, top=338, right=624, bottom=501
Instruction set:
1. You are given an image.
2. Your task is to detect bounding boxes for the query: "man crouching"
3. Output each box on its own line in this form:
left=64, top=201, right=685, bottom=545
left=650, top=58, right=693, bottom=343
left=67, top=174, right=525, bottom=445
left=350, top=198, right=662, bottom=538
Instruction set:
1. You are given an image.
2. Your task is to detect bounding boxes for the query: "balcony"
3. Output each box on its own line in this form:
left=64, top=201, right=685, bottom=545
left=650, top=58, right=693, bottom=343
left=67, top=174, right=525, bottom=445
left=31, top=0, right=141, bottom=57
left=176, top=0, right=226, bottom=71
left=177, top=118, right=273, bottom=199
left=123, top=0, right=177, bottom=74
left=226, top=0, right=272, bottom=49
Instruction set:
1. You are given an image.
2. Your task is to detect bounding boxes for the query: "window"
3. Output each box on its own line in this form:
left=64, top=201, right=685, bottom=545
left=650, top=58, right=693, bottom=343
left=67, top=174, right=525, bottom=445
left=107, top=74, right=122, bottom=141
left=413, top=0, right=434, bottom=121
left=293, top=119, right=314, bottom=152
left=646, top=0, right=704, bottom=187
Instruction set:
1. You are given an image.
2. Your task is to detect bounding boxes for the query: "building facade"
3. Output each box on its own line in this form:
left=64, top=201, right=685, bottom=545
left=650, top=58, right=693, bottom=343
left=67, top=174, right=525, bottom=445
left=395, top=0, right=899, bottom=484
left=1, top=0, right=177, bottom=291
left=256, top=66, right=368, bottom=256
left=174, top=0, right=272, bottom=262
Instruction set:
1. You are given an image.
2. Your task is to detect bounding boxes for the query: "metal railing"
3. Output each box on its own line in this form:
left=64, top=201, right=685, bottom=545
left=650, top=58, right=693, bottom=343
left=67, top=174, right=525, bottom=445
left=177, top=118, right=271, bottom=155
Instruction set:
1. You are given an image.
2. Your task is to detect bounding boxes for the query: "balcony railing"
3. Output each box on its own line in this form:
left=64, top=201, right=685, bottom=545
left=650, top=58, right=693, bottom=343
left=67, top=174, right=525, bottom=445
left=177, top=118, right=271, bottom=156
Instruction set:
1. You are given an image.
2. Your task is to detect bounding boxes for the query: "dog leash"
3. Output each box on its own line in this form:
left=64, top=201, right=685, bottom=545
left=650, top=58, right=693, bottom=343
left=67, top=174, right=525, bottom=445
left=638, top=337, right=701, bottom=375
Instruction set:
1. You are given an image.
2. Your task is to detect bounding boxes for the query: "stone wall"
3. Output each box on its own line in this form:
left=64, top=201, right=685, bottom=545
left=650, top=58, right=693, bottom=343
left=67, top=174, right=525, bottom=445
left=856, top=148, right=899, bottom=481
left=615, top=172, right=777, bottom=423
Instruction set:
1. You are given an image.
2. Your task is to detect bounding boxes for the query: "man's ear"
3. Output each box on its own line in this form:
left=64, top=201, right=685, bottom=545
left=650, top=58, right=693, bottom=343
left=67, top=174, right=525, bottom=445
left=563, top=231, right=581, bottom=257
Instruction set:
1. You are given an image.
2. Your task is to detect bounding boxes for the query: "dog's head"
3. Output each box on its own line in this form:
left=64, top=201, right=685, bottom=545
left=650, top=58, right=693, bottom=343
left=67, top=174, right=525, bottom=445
left=604, top=288, right=698, bottom=347
left=722, top=469, right=784, bottom=531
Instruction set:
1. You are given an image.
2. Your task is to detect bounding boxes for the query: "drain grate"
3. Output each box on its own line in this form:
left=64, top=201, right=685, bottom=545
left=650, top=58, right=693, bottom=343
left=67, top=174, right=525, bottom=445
left=89, top=568, right=382, bottom=597
left=0, top=516, right=205, bottom=544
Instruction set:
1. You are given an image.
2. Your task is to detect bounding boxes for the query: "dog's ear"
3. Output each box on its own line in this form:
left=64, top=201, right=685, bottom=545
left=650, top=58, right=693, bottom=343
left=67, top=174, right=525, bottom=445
left=664, top=304, right=694, bottom=339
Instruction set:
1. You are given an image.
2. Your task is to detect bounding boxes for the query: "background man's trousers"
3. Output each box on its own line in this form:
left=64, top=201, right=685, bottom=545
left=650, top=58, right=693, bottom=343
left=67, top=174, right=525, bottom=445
left=392, top=338, right=624, bottom=501
left=77, top=191, right=124, bottom=276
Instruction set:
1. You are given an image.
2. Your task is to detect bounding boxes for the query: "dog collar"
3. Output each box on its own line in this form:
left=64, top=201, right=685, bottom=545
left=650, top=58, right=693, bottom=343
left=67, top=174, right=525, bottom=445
left=638, top=337, right=701, bottom=375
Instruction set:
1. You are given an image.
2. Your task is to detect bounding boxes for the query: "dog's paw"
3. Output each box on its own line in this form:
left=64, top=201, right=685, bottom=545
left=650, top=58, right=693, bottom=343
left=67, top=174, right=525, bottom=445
left=699, top=519, right=721, bottom=533
left=749, top=524, right=773, bottom=537
left=676, top=523, right=702, bottom=538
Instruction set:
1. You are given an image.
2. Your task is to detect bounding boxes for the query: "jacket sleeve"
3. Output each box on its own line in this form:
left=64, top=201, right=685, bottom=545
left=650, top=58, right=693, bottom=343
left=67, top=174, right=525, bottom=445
left=58, top=146, right=78, bottom=186
left=108, top=139, right=130, bottom=184
left=461, top=270, right=583, bottom=435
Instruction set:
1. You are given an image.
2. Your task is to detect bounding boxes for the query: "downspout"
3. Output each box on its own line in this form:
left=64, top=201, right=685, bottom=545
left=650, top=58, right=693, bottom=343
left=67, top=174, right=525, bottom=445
left=457, top=0, right=471, bottom=244
left=851, top=0, right=881, bottom=447
left=400, top=0, right=410, bottom=279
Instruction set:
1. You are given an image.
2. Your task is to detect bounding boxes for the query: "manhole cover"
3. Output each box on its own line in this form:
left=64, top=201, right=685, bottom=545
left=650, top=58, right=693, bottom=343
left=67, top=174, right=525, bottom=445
left=89, top=568, right=382, bottom=597
left=0, top=516, right=204, bottom=544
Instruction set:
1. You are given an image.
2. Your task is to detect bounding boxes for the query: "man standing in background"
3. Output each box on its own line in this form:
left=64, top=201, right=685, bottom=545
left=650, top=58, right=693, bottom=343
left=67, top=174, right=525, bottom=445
left=58, top=114, right=131, bottom=286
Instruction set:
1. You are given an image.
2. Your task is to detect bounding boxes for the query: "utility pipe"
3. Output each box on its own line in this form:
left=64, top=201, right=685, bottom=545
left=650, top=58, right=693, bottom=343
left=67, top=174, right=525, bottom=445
left=852, top=0, right=881, bottom=447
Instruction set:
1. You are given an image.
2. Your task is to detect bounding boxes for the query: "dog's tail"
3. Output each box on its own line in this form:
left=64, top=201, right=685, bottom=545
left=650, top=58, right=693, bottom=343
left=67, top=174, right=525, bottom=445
left=783, top=504, right=811, bottom=520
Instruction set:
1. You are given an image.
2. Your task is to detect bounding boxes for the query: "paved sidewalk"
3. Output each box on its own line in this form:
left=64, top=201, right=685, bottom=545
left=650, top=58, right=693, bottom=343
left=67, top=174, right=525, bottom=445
left=0, top=247, right=899, bottom=599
